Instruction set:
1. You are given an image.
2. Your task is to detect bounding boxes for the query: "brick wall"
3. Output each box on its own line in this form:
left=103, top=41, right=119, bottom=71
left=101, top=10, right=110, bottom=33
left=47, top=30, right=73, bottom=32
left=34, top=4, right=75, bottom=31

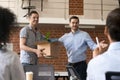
left=69, top=0, right=83, bottom=15
left=9, top=24, right=108, bottom=71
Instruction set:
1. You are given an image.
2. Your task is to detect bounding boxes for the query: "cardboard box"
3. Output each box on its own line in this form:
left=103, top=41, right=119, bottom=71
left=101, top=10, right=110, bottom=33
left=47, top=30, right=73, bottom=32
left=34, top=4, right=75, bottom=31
left=37, top=41, right=60, bottom=58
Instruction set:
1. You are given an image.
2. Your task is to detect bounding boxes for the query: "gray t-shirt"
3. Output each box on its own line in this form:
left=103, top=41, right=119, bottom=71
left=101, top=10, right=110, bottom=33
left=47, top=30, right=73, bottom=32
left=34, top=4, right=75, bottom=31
left=0, top=49, right=25, bottom=80
left=20, top=26, right=45, bottom=64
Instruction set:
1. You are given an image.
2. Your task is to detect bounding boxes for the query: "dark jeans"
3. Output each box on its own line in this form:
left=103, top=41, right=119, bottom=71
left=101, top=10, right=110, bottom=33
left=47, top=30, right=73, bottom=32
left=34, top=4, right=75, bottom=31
left=68, top=61, right=87, bottom=80
left=22, top=63, right=35, bottom=72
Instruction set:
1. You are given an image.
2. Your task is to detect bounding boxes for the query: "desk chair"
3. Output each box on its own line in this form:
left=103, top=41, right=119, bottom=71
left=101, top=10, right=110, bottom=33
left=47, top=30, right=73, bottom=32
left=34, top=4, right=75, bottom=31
left=24, top=64, right=55, bottom=80
left=66, top=65, right=81, bottom=80
left=105, top=71, right=120, bottom=80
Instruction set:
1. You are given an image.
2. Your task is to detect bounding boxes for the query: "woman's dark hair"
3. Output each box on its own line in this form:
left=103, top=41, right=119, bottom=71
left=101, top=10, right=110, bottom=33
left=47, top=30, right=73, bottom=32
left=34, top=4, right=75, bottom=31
left=69, top=16, right=79, bottom=23
left=106, top=8, right=120, bottom=41
left=0, top=7, right=16, bottom=48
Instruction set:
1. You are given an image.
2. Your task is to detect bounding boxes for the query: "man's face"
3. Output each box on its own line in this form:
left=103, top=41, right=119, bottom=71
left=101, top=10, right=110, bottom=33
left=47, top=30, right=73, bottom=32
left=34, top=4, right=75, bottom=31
left=69, top=19, right=79, bottom=31
left=29, top=13, right=39, bottom=26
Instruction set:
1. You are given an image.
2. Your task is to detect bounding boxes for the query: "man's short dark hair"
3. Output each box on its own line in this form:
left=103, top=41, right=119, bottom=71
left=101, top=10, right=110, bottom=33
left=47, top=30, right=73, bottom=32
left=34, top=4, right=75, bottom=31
left=106, top=8, right=120, bottom=41
left=69, top=16, right=79, bottom=23
left=28, top=11, right=39, bottom=17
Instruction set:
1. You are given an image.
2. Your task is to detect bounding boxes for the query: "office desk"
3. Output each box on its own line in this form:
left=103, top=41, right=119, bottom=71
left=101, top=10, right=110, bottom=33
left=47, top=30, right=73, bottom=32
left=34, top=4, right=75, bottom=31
left=55, top=71, right=69, bottom=80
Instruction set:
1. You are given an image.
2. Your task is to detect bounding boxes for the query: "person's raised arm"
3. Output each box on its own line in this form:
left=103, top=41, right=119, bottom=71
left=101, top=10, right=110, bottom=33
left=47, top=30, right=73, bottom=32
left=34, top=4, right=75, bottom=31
left=93, top=40, right=108, bottom=58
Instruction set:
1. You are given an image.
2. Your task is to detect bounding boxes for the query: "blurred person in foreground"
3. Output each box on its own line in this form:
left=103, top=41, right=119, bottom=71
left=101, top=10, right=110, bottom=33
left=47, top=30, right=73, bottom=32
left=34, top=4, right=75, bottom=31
left=0, top=6, right=25, bottom=80
left=20, top=11, right=46, bottom=67
left=87, top=8, right=120, bottom=80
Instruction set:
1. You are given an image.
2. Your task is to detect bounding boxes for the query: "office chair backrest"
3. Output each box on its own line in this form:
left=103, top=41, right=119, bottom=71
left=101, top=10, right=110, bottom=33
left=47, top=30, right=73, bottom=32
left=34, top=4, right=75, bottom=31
left=105, top=71, right=120, bottom=80
left=66, top=65, right=81, bottom=80
left=24, top=64, right=55, bottom=80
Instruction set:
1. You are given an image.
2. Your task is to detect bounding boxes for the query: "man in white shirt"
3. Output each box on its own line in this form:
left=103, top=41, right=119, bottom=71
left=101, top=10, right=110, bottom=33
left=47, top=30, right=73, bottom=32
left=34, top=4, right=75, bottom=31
left=87, top=8, right=120, bottom=80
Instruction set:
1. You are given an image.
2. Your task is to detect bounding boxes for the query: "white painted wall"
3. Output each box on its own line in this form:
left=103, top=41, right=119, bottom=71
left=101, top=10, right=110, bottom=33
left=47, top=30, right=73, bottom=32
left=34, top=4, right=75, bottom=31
left=0, top=0, right=119, bottom=25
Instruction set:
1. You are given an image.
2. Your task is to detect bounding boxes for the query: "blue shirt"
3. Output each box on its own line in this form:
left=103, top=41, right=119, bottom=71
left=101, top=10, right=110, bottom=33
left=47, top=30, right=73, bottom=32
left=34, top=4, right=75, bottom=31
left=20, top=25, right=45, bottom=64
left=87, top=42, right=120, bottom=80
left=59, top=29, right=97, bottom=63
